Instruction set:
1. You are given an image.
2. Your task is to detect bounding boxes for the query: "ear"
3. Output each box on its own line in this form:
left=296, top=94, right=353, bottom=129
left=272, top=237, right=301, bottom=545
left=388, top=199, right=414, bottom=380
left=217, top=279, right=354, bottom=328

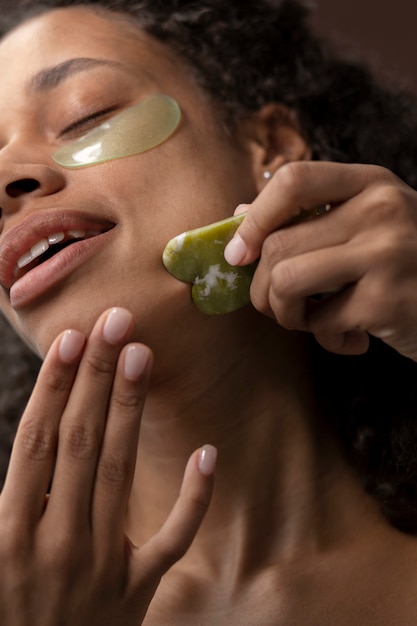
left=241, top=103, right=312, bottom=191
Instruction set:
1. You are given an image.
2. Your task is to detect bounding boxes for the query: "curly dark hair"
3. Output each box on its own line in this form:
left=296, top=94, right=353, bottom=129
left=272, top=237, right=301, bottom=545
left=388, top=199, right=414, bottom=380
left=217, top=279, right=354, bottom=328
left=2, top=0, right=417, bottom=532
left=0, top=315, right=41, bottom=488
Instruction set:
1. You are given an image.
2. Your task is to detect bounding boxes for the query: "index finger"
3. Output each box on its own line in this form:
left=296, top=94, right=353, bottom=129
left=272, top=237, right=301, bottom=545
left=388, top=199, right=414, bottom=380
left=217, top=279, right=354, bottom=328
left=1, top=329, right=86, bottom=522
left=224, top=161, right=386, bottom=266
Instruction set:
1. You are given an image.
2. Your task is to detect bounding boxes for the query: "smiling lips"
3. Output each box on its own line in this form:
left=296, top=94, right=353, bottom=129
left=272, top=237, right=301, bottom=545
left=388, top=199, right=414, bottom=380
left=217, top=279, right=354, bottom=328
left=0, top=210, right=115, bottom=307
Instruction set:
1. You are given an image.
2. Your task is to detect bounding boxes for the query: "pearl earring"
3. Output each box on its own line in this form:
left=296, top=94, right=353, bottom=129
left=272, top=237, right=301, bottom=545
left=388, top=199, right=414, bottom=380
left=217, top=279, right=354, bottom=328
left=263, top=171, right=272, bottom=180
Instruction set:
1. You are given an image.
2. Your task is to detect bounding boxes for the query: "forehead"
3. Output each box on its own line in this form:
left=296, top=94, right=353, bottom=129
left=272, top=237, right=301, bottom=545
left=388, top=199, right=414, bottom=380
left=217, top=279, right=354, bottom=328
left=0, top=7, right=193, bottom=98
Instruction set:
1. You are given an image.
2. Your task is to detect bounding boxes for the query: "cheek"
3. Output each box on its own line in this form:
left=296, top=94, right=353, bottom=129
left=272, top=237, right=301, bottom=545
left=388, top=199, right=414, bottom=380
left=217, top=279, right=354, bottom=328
left=138, top=145, right=257, bottom=233
left=4, top=252, right=193, bottom=360
left=2, top=132, right=256, bottom=354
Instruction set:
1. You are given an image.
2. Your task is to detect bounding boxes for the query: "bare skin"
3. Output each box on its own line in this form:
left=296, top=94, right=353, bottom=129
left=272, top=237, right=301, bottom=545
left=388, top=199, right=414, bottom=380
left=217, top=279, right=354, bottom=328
left=1, top=6, right=417, bottom=625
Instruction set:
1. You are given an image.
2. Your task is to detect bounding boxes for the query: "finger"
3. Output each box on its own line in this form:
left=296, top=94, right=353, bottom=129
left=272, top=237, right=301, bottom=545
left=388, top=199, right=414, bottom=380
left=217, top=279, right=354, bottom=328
left=265, top=260, right=371, bottom=355
left=45, top=307, right=134, bottom=530
left=314, top=329, right=370, bottom=355
left=0, top=329, right=86, bottom=523
left=256, top=243, right=364, bottom=331
left=224, top=161, right=386, bottom=265
left=92, top=343, right=153, bottom=551
left=307, top=279, right=399, bottom=352
left=249, top=201, right=358, bottom=318
left=133, top=445, right=217, bottom=582
left=248, top=204, right=351, bottom=315
left=308, top=283, right=374, bottom=355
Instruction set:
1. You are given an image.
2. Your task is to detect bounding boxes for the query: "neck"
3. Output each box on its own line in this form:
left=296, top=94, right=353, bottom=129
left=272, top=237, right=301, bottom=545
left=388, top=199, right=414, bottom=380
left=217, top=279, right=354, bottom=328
left=125, top=311, right=384, bottom=582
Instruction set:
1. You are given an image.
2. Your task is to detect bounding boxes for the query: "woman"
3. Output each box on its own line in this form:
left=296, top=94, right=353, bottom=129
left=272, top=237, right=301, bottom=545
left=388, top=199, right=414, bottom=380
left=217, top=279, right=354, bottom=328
left=1, top=0, right=417, bottom=623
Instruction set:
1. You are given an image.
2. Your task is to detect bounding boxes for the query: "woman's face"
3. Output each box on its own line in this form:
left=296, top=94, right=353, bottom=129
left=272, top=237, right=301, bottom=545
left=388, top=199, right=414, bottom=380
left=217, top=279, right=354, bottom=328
left=0, top=7, right=260, bottom=357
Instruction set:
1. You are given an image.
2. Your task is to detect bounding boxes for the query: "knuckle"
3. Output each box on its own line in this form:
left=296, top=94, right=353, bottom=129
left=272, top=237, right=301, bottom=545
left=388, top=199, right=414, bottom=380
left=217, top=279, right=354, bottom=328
left=261, top=228, right=293, bottom=262
left=364, top=183, right=413, bottom=225
left=97, top=454, right=131, bottom=486
left=276, top=161, right=307, bottom=198
left=187, top=489, right=211, bottom=515
left=367, top=230, right=409, bottom=272
left=271, top=259, right=297, bottom=297
left=111, top=387, right=144, bottom=412
left=269, top=298, right=295, bottom=330
left=60, top=422, right=100, bottom=460
left=43, top=369, right=73, bottom=394
left=367, top=164, right=398, bottom=184
left=85, top=351, right=115, bottom=378
left=374, top=235, right=403, bottom=265
left=17, top=420, right=56, bottom=462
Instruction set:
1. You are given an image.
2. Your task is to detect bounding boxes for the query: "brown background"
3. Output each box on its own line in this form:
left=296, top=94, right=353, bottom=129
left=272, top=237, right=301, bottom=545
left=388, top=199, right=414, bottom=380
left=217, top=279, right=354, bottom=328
left=311, top=0, right=417, bottom=93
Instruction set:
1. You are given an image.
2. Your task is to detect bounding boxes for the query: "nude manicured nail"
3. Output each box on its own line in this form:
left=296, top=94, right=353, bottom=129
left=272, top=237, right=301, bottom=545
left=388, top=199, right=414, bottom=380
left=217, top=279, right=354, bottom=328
left=103, top=308, right=132, bottom=344
left=224, top=234, right=247, bottom=266
left=123, top=344, right=150, bottom=381
left=234, top=203, right=249, bottom=216
left=198, top=444, right=218, bottom=476
left=59, top=330, right=85, bottom=363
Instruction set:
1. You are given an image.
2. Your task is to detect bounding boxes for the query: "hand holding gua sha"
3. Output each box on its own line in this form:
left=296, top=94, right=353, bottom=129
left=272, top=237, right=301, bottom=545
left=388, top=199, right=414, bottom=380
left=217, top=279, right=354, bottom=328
left=162, top=203, right=333, bottom=315
left=51, top=91, right=323, bottom=315
left=162, top=213, right=257, bottom=315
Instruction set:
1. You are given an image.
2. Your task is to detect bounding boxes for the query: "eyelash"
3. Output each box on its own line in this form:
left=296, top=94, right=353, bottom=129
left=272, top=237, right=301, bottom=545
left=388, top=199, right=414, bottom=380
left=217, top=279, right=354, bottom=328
left=60, top=106, right=117, bottom=137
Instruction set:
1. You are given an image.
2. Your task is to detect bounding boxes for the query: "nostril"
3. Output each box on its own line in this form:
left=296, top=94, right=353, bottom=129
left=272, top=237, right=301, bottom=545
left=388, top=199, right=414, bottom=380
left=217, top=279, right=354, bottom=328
left=6, top=178, right=40, bottom=198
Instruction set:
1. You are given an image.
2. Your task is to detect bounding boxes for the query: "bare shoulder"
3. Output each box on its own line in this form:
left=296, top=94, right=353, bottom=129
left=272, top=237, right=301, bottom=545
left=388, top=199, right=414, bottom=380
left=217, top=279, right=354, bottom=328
left=306, top=527, right=417, bottom=626
left=144, top=527, right=417, bottom=625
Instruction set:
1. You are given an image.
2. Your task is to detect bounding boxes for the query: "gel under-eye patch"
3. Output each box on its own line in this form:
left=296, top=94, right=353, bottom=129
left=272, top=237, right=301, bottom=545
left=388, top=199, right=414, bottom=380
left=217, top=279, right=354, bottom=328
left=52, top=94, right=181, bottom=168
left=163, top=213, right=257, bottom=315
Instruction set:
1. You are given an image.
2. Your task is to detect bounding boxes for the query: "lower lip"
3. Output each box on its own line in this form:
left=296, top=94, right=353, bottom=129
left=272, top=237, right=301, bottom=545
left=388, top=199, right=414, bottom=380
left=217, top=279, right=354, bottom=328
left=10, top=231, right=113, bottom=309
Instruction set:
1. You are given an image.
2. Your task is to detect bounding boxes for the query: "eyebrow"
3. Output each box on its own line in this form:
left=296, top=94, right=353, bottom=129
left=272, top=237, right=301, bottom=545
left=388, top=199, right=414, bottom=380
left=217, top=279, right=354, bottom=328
left=29, top=58, right=126, bottom=92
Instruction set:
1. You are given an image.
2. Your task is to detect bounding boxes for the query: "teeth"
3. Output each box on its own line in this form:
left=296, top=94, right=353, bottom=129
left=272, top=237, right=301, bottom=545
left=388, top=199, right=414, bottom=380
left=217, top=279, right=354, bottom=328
left=17, top=239, right=49, bottom=269
left=16, top=229, right=92, bottom=271
left=17, top=252, right=35, bottom=269
left=68, top=230, right=86, bottom=238
left=48, top=232, right=65, bottom=245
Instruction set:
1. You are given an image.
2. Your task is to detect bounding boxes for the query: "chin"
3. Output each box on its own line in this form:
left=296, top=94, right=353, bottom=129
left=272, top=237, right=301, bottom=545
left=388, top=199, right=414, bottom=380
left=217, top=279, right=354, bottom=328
left=10, top=277, right=194, bottom=359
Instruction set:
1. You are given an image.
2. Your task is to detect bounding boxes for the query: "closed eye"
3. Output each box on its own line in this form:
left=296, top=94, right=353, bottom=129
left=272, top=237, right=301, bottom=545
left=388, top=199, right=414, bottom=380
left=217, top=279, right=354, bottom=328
left=60, top=106, right=118, bottom=138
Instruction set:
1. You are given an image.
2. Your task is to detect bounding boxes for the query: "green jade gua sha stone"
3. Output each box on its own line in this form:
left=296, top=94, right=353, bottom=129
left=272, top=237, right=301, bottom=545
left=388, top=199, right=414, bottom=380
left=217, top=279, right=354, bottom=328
left=162, top=213, right=257, bottom=315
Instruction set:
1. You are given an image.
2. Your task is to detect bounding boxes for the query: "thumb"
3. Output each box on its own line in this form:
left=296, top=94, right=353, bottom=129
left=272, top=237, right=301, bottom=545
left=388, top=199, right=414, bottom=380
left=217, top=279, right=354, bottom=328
left=315, top=330, right=370, bottom=355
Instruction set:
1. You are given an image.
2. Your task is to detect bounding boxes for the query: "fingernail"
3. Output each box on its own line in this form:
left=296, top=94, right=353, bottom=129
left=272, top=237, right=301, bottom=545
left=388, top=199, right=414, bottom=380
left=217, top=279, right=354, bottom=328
left=198, top=444, right=217, bottom=476
left=224, top=233, right=247, bottom=265
left=124, top=344, right=151, bottom=381
left=103, top=308, right=132, bottom=344
left=59, top=329, right=85, bottom=363
left=234, top=203, right=249, bottom=216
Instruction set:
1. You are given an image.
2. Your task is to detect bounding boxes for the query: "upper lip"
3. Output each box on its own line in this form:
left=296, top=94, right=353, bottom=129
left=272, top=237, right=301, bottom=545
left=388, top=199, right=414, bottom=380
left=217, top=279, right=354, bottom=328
left=0, top=209, right=115, bottom=290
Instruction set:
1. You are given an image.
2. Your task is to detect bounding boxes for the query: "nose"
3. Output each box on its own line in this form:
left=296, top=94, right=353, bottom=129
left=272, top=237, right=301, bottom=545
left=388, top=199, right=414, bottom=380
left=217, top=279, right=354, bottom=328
left=0, top=161, right=66, bottom=216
